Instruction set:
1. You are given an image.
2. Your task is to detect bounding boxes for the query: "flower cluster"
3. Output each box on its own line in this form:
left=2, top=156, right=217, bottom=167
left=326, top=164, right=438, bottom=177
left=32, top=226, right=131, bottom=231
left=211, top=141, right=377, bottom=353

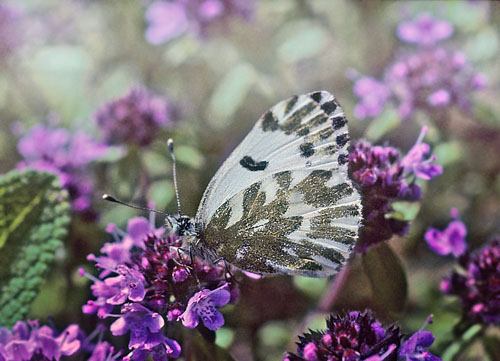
left=348, top=126, right=442, bottom=251
left=0, top=320, right=81, bottom=361
left=144, top=0, right=255, bottom=44
left=17, top=125, right=108, bottom=218
left=82, top=213, right=237, bottom=360
left=94, top=86, right=173, bottom=147
left=284, top=311, right=440, bottom=361
left=441, top=238, right=500, bottom=325
left=353, top=13, right=485, bottom=120
left=425, top=208, right=467, bottom=257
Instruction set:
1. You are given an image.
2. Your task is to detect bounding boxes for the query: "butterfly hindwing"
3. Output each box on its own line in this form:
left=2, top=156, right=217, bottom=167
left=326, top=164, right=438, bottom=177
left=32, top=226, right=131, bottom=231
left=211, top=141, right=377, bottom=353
left=194, top=91, right=361, bottom=277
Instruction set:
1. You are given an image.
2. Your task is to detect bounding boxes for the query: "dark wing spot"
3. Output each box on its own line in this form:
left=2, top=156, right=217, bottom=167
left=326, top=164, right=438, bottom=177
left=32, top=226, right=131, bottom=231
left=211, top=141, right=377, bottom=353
left=321, top=100, right=337, bottom=115
left=336, top=133, right=349, bottom=147
left=262, top=111, right=279, bottom=132
left=310, top=91, right=323, bottom=103
left=338, top=153, right=349, bottom=165
left=331, top=115, right=347, bottom=130
left=284, top=95, right=299, bottom=115
left=297, top=128, right=310, bottom=136
left=240, top=156, right=269, bottom=171
left=299, top=143, right=315, bottom=158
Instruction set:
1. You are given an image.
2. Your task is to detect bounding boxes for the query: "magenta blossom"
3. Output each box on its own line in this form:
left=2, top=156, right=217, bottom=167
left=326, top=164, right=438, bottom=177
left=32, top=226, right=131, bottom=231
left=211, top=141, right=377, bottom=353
left=0, top=321, right=81, bottom=361
left=397, top=13, right=453, bottom=46
left=425, top=208, right=467, bottom=257
left=179, top=284, right=231, bottom=331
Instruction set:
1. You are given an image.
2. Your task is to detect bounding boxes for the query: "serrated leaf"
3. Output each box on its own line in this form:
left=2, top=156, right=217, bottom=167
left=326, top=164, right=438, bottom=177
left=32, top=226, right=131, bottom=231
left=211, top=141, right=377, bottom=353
left=0, top=169, right=70, bottom=327
left=361, top=243, right=408, bottom=315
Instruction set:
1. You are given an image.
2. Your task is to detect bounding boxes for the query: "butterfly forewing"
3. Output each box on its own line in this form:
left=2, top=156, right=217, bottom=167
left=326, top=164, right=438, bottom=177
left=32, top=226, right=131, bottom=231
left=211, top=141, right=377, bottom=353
left=194, top=91, right=362, bottom=277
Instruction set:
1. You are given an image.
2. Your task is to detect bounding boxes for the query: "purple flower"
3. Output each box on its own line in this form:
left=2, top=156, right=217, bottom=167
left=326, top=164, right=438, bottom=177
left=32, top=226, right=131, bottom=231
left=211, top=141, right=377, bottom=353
left=442, top=238, right=500, bottom=324
left=385, top=48, right=486, bottom=120
left=16, top=125, right=109, bottom=217
left=0, top=321, right=81, bottom=361
left=284, top=311, right=401, bottom=361
left=105, top=265, right=147, bottom=305
left=353, top=77, right=391, bottom=119
left=144, top=0, right=255, bottom=44
left=84, top=214, right=240, bottom=360
left=145, top=1, right=189, bottom=44
left=349, top=127, right=441, bottom=251
left=425, top=208, right=467, bottom=257
left=399, top=331, right=440, bottom=361
left=95, top=86, right=173, bottom=147
left=111, top=303, right=165, bottom=350
left=397, top=13, right=453, bottom=46
left=400, top=126, right=443, bottom=180
left=179, top=284, right=231, bottom=331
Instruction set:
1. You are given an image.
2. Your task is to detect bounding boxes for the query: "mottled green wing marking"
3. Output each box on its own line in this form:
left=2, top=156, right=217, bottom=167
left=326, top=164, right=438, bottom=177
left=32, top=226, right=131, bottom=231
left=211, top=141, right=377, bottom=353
left=200, top=169, right=361, bottom=277
left=0, top=169, right=70, bottom=327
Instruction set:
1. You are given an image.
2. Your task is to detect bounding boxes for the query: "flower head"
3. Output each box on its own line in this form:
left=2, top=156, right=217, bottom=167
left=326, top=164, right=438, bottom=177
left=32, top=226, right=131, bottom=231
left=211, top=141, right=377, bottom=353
left=16, top=125, right=108, bottom=217
left=95, top=86, right=173, bottom=147
left=285, top=312, right=441, bottom=361
left=353, top=77, right=391, bottom=119
left=442, top=238, right=500, bottom=324
left=83, top=210, right=239, bottom=359
left=145, top=0, right=255, bottom=44
left=425, top=208, right=467, bottom=257
left=397, top=13, right=453, bottom=46
left=349, top=127, right=441, bottom=251
left=385, top=48, right=485, bottom=120
left=284, top=311, right=402, bottom=361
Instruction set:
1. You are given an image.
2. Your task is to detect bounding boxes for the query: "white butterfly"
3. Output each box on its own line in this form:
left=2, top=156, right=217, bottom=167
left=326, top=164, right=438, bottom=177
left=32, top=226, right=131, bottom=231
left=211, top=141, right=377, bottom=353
left=106, top=91, right=362, bottom=277
left=167, top=90, right=363, bottom=278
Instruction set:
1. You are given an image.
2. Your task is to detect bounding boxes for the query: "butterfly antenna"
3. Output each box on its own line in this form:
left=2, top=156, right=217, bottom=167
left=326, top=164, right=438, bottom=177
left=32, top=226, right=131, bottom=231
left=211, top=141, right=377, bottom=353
left=168, top=138, right=182, bottom=216
left=102, top=194, right=167, bottom=216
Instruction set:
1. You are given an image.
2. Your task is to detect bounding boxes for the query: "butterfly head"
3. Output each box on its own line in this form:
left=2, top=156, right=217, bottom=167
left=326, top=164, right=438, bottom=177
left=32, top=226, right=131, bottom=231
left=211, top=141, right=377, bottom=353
left=166, top=215, right=196, bottom=237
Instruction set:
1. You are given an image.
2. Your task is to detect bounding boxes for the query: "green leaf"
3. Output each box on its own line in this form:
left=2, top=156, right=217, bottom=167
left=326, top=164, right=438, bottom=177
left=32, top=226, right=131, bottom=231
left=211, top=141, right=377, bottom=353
left=0, top=169, right=70, bottom=327
left=361, top=243, right=408, bottom=315
left=191, top=330, right=236, bottom=361
left=364, top=107, right=401, bottom=142
left=389, top=201, right=421, bottom=222
left=277, top=21, right=328, bottom=63
left=207, top=63, right=257, bottom=128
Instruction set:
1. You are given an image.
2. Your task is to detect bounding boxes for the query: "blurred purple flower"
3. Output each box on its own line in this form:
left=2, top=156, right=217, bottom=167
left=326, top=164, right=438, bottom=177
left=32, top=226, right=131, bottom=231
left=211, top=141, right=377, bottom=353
left=284, top=311, right=402, bottom=361
left=353, top=77, right=391, bottom=119
left=95, top=86, right=173, bottom=147
left=144, top=0, right=255, bottom=44
left=425, top=208, right=467, bottom=257
left=349, top=127, right=441, bottom=251
left=385, top=48, right=486, bottom=120
left=179, top=284, right=231, bottom=330
left=442, top=238, right=500, bottom=324
left=16, top=125, right=108, bottom=217
left=0, top=321, right=81, bottom=361
left=397, top=13, right=453, bottom=46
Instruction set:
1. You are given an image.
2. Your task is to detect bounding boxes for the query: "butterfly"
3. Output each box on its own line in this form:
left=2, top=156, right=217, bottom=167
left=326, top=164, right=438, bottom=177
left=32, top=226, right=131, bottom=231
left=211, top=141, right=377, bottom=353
left=106, top=91, right=362, bottom=277
left=163, top=90, right=362, bottom=278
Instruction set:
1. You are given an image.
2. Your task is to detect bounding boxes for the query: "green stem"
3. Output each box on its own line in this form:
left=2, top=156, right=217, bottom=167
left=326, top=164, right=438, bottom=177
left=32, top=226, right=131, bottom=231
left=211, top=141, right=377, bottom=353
left=441, top=323, right=485, bottom=361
